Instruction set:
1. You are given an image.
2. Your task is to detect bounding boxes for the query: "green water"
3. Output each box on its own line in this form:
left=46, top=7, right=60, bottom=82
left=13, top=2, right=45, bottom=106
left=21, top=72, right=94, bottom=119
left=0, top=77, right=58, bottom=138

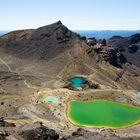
left=42, top=96, right=58, bottom=103
left=68, top=100, right=140, bottom=128
left=69, top=77, right=86, bottom=87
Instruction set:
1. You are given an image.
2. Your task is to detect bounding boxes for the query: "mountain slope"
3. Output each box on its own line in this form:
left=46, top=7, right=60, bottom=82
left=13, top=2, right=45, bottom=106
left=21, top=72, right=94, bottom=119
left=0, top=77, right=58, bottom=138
left=0, top=21, right=78, bottom=60
left=0, top=21, right=140, bottom=90
left=0, top=21, right=140, bottom=140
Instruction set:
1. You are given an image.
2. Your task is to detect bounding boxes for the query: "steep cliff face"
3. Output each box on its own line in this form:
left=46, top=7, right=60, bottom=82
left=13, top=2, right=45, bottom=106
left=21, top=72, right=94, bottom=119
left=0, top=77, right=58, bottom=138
left=86, top=45, right=127, bottom=68
left=108, top=34, right=140, bottom=67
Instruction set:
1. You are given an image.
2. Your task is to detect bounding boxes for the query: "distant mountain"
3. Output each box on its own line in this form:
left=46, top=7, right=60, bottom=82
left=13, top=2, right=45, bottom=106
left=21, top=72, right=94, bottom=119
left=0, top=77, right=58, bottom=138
left=0, top=31, right=8, bottom=36
left=76, top=30, right=140, bottom=39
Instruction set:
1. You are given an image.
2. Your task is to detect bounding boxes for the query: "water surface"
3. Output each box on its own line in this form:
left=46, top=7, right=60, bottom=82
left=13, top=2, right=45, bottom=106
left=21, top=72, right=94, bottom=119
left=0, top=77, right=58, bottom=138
left=68, top=100, right=140, bottom=128
left=42, top=96, right=58, bottom=103
left=69, top=77, right=86, bottom=88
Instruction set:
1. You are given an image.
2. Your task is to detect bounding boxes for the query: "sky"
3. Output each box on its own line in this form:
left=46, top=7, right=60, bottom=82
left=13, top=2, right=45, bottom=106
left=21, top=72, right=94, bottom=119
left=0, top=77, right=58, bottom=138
left=0, top=0, right=140, bottom=31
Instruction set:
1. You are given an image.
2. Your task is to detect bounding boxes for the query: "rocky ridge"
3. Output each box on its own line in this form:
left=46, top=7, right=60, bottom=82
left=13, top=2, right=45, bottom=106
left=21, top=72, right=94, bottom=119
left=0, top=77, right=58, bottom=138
left=108, top=34, right=140, bottom=67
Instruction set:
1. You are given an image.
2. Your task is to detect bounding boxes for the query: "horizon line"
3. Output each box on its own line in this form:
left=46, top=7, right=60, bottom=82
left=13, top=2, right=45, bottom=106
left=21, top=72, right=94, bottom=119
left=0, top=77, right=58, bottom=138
left=1, top=29, right=140, bottom=32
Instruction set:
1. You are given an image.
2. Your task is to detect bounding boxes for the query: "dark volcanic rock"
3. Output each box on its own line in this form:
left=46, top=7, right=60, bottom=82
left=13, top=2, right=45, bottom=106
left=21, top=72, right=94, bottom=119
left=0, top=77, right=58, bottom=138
left=63, top=128, right=120, bottom=140
left=0, top=132, right=9, bottom=140
left=128, top=44, right=139, bottom=53
left=86, top=45, right=127, bottom=68
left=128, top=34, right=140, bottom=44
left=62, top=128, right=140, bottom=140
left=0, top=117, right=15, bottom=127
left=87, top=37, right=98, bottom=46
left=108, top=33, right=140, bottom=67
left=20, top=123, right=59, bottom=140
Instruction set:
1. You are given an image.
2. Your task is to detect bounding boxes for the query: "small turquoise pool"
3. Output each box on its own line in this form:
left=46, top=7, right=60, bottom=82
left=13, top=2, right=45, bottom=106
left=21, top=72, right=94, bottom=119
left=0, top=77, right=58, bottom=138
left=69, top=77, right=86, bottom=88
left=42, top=96, right=59, bottom=103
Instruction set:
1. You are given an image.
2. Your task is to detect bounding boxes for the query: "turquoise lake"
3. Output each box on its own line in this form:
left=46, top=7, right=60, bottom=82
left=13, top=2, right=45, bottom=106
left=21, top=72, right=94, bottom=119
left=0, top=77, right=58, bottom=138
left=69, top=77, right=86, bottom=87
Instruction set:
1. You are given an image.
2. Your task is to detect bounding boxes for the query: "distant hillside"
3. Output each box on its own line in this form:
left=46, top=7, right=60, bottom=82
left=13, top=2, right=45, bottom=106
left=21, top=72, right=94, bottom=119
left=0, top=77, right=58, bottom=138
left=76, top=30, right=140, bottom=39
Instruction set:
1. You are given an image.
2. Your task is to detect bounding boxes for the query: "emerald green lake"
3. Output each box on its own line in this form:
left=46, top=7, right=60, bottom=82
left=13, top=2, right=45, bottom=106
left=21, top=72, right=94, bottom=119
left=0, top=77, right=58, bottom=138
left=69, top=77, right=86, bottom=87
left=68, top=100, right=140, bottom=128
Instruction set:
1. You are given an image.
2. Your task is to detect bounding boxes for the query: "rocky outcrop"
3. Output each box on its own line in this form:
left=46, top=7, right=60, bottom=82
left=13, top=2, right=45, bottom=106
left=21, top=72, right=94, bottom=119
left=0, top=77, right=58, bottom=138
left=20, top=124, right=59, bottom=140
left=1, top=122, right=139, bottom=140
left=0, top=117, right=15, bottom=127
left=87, top=37, right=98, bottom=46
left=108, top=34, right=140, bottom=67
left=0, top=132, right=9, bottom=140
left=86, top=45, right=127, bottom=68
left=0, top=118, right=15, bottom=140
left=62, top=128, right=134, bottom=140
